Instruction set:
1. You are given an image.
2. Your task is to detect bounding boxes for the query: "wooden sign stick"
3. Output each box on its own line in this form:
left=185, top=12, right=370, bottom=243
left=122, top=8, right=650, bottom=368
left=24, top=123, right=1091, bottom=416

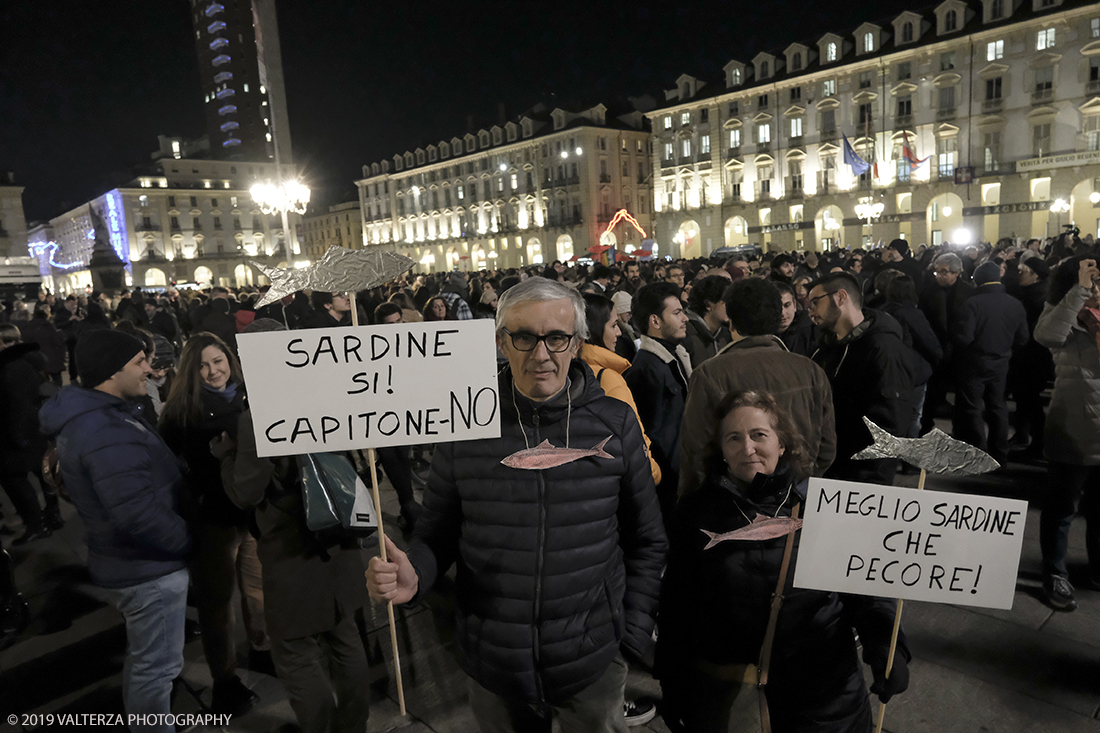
left=874, top=468, right=925, bottom=733
left=349, top=292, right=408, bottom=717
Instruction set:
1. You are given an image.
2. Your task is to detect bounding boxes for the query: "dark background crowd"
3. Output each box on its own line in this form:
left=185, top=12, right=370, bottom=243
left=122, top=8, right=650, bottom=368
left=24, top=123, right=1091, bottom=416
left=2, top=229, right=1098, bottom=732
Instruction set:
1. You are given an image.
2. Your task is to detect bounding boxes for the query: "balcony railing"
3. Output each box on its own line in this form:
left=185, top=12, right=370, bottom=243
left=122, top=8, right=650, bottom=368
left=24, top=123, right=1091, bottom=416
left=1088, top=79, right=1100, bottom=96
left=136, top=223, right=161, bottom=232
left=1032, top=88, right=1053, bottom=105
left=599, top=174, right=611, bottom=183
left=786, top=177, right=804, bottom=197
left=896, top=114, right=913, bottom=128
left=545, top=214, right=583, bottom=228
left=982, top=98, right=1003, bottom=114
left=727, top=146, right=741, bottom=158
left=937, top=107, right=957, bottom=121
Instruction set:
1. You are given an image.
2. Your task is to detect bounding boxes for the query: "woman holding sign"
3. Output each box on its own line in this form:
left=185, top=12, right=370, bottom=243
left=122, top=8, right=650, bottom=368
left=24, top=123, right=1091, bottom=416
left=160, top=333, right=269, bottom=715
left=656, top=391, right=908, bottom=733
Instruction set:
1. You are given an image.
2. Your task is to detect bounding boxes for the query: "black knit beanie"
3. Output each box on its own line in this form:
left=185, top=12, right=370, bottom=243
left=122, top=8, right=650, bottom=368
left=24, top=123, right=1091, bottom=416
left=76, top=330, right=145, bottom=388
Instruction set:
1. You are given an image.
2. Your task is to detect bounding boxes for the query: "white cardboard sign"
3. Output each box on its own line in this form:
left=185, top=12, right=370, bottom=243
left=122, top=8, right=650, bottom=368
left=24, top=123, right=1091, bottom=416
left=793, top=479, right=1027, bottom=610
left=237, top=321, right=501, bottom=457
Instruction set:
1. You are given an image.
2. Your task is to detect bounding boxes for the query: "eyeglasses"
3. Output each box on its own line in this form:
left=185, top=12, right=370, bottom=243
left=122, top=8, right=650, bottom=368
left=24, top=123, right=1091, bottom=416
left=807, top=290, right=838, bottom=308
left=933, top=268, right=955, bottom=276
left=502, top=328, right=575, bottom=353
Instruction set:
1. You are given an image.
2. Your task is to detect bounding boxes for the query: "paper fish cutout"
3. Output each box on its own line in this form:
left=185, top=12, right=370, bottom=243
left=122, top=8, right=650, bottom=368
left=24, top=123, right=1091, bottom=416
left=851, top=417, right=1000, bottom=476
left=701, top=515, right=803, bottom=549
left=501, top=437, right=613, bottom=470
left=254, top=245, right=416, bottom=307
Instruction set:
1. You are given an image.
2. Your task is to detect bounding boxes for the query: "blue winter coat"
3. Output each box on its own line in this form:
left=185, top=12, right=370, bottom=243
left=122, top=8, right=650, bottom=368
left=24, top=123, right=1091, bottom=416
left=39, top=386, right=190, bottom=588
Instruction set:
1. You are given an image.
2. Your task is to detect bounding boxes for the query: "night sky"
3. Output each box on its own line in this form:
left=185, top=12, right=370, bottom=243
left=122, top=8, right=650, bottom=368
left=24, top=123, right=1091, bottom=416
left=3, top=0, right=919, bottom=224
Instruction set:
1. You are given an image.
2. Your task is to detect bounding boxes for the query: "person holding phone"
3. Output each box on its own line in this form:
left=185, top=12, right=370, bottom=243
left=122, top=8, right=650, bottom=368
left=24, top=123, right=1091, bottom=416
left=1035, top=256, right=1100, bottom=611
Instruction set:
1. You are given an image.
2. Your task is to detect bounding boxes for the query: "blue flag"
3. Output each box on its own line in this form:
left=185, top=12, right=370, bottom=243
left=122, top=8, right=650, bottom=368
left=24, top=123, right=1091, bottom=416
left=843, top=135, right=871, bottom=176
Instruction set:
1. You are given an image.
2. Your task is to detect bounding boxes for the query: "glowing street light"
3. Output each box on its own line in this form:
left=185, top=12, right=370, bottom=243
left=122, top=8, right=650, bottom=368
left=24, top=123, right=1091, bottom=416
left=250, top=180, right=311, bottom=216
left=855, top=198, right=885, bottom=227
left=250, top=180, right=310, bottom=265
left=1050, top=197, right=1071, bottom=233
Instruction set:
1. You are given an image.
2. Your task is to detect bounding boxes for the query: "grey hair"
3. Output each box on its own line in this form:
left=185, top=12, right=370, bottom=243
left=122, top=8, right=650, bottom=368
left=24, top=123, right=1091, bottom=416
left=933, top=252, right=963, bottom=273
left=495, top=277, right=589, bottom=341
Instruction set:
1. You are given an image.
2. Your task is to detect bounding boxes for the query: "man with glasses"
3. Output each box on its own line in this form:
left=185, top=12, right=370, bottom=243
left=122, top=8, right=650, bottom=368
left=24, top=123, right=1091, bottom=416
left=303, top=290, right=352, bottom=329
left=808, top=273, right=913, bottom=485
left=664, top=265, right=685, bottom=289
left=366, top=277, right=666, bottom=732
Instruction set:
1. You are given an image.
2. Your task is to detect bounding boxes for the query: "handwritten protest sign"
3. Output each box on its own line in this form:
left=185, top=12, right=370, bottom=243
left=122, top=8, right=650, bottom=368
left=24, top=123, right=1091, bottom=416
left=793, top=479, right=1026, bottom=610
left=237, top=320, right=500, bottom=457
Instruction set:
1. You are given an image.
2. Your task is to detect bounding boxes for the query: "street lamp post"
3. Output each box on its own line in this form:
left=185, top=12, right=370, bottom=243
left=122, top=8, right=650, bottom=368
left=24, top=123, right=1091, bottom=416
left=855, top=197, right=885, bottom=246
left=250, top=181, right=310, bottom=267
left=1049, top=198, right=1071, bottom=236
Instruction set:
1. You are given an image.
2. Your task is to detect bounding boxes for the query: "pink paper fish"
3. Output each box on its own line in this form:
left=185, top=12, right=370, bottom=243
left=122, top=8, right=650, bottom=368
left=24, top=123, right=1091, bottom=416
left=701, top=515, right=803, bottom=549
left=501, top=437, right=613, bottom=470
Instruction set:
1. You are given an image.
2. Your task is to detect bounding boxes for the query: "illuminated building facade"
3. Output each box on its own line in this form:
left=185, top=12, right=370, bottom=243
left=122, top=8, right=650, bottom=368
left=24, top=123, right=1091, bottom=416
left=356, top=103, right=654, bottom=272
left=648, top=0, right=1100, bottom=256
left=0, top=173, right=28, bottom=258
left=301, top=201, right=363, bottom=261
left=39, top=141, right=299, bottom=293
left=189, top=0, right=292, bottom=164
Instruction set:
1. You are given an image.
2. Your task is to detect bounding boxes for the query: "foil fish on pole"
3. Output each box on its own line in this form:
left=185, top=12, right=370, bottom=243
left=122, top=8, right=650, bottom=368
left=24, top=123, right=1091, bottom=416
left=852, top=417, right=1000, bottom=476
left=253, top=245, right=417, bottom=308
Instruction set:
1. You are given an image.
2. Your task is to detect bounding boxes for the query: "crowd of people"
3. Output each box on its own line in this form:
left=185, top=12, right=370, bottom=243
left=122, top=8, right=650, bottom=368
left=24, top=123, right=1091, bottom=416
left=1, top=230, right=1098, bottom=732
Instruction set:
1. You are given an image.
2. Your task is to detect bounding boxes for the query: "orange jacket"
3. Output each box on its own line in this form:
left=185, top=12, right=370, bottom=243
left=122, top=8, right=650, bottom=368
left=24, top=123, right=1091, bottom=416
left=580, top=344, right=662, bottom=486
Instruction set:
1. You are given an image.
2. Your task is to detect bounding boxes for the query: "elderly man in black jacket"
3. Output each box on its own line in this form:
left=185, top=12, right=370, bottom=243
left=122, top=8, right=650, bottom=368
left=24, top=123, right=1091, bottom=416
left=809, top=273, right=914, bottom=485
left=366, top=277, right=667, bottom=733
left=953, top=261, right=1029, bottom=464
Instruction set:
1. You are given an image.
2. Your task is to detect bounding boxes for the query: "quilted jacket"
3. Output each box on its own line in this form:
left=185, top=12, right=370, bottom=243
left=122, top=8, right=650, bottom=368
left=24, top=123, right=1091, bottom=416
left=39, top=387, right=190, bottom=588
left=406, top=361, right=667, bottom=704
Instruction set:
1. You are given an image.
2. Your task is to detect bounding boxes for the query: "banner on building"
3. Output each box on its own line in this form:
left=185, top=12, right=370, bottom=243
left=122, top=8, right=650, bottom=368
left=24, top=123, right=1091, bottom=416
left=793, top=479, right=1027, bottom=610
left=237, top=321, right=501, bottom=457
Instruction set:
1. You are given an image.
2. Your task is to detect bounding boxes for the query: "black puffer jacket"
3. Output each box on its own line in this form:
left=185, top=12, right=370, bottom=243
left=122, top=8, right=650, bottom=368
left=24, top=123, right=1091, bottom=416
left=657, top=467, right=907, bottom=732
left=406, top=361, right=667, bottom=705
left=812, top=310, right=914, bottom=484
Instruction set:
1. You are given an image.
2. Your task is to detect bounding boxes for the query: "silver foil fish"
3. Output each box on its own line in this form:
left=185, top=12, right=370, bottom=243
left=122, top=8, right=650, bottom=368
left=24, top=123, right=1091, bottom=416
left=701, top=515, right=803, bottom=549
left=852, top=417, right=1000, bottom=476
left=501, top=437, right=613, bottom=470
left=254, top=246, right=416, bottom=307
